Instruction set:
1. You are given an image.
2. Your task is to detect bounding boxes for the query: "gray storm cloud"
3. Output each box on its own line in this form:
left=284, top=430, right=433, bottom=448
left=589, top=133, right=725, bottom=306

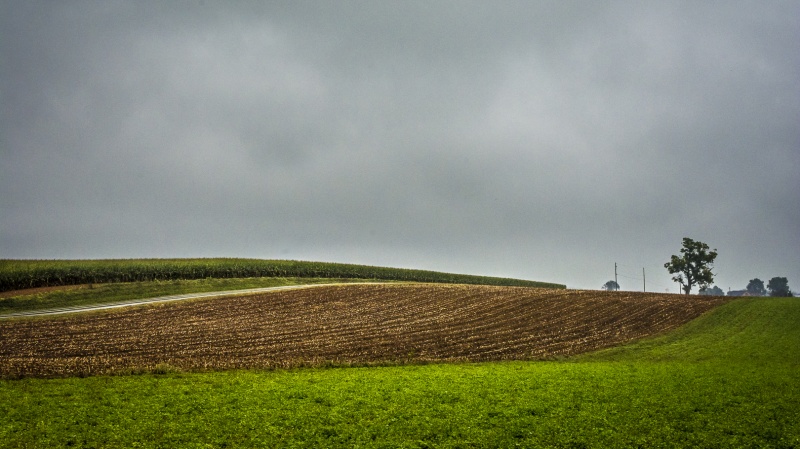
left=2, top=1, right=798, bottom=291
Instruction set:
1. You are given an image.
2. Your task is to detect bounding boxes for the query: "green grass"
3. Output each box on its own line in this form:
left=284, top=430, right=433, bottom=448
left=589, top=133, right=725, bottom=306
left=1, top=298, right=798, bottom=448
left=576, top=296, right=800, bottom=365
left=0, top=277, right=369, bottom=314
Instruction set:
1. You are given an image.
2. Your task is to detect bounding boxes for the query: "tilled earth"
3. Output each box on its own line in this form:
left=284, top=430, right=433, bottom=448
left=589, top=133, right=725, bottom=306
left=0, top=283, right=728, bottom=378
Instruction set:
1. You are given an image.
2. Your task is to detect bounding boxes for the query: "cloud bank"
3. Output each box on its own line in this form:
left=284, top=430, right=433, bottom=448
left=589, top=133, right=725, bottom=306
left=2, top=1, right=798, bottom=290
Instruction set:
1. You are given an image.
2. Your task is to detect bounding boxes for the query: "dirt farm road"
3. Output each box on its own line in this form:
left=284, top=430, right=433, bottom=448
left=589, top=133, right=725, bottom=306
left=0, top=283, right=365, bottom=319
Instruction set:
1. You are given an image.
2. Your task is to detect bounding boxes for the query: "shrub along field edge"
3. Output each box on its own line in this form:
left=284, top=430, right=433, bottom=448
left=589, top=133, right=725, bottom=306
left=0, top=258, right=564, bottom=292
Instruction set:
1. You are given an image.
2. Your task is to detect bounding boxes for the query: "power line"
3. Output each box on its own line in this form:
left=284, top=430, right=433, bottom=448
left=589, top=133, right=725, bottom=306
left=613, top=264, right=666, bottom=292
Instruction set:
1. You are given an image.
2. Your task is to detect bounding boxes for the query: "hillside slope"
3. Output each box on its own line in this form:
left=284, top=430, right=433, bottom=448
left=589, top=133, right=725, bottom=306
left=578, top=296, right=800, bottom=365
left=0, top=284, right=728, bottom=378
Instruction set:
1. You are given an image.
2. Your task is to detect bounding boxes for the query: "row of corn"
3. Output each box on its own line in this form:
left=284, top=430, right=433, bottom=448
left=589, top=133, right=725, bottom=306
left=0, top=258, right=565, bottom=292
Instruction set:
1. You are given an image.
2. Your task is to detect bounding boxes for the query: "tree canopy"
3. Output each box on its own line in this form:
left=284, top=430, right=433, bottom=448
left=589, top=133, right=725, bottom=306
left=664, top=237, right=718, bottom=295
left=602, top=280, right=620, bottom=291
left=746, top=278, right=766, bottom=296
left=767, top=277, right=793, bottom=297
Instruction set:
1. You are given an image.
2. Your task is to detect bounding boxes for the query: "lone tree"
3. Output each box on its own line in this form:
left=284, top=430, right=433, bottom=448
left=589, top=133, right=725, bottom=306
left=602, top=280, right=620, bottom=291
left=767, top=277, right=793, bottom=297
left=746, top=278, right=767, bottom=296
left=664, top=237, right=718, bottom=295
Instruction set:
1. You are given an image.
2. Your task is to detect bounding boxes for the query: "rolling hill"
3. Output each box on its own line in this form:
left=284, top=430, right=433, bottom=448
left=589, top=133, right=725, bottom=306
left=0, top=283, right=728, bottom=378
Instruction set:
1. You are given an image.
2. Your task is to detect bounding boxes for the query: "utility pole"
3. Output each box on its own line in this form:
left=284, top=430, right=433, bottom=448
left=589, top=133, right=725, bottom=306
left=614, top=263, right=618, bottom=290
left=643, top=267, right=646, bottom=292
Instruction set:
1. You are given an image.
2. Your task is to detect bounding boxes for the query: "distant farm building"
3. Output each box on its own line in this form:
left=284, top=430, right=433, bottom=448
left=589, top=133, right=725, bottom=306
left=727, top=289, right=757, bottom=297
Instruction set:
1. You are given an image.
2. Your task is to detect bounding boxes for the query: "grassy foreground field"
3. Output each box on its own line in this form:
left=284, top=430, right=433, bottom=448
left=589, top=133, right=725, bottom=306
left=1, top=296, right=798, bottom=447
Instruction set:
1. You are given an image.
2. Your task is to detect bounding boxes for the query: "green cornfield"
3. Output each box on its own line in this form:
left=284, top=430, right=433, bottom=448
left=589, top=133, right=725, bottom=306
left=0, top=259, right=564, bottom=292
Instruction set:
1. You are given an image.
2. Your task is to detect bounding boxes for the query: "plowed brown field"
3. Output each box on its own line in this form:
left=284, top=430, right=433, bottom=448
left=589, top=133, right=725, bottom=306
left=0, top=284, right=728, bottom=378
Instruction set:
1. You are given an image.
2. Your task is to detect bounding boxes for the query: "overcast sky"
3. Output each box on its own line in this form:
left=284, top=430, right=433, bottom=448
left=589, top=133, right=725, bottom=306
left=2, top=1, right=798, bottom=291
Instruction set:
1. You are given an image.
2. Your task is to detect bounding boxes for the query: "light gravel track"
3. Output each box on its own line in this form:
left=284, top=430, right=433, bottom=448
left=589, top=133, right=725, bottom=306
left=0, top=283, right=359, bottom=319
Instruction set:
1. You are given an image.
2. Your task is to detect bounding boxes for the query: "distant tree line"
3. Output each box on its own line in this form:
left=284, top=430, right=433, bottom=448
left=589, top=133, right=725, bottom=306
left=700, top=277, right=793, bottom=297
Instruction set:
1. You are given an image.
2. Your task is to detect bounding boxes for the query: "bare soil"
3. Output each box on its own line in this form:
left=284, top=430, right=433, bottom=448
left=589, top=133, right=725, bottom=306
left=0, top=284, right=729, bottom=378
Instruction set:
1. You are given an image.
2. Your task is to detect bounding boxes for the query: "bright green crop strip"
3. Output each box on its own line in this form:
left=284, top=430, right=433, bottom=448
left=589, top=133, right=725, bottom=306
left=1, top=297, right=798, bottom=448
left=0, top=277, right=369, bottom=314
